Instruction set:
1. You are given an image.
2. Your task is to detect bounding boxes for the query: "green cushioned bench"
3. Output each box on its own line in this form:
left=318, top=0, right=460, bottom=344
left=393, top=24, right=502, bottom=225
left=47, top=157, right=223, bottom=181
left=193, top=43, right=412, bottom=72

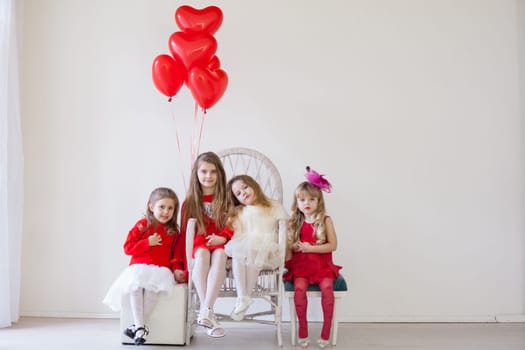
left=284, top=274, right=348, bottom=292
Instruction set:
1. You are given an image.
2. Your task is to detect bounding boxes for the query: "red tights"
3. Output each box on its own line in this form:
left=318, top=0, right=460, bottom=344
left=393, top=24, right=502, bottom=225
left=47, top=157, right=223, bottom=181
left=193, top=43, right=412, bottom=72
left=293, top=277, right=334, bottom=340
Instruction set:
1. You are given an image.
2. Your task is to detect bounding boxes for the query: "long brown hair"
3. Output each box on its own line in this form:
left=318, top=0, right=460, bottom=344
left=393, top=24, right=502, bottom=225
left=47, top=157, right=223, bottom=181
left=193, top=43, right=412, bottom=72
left=184, top=152, right=228, bottom=234
left=226, top=175, right=271, bottom=223
left=144, top=187, right=179, bottom=235
left=287, top=181, right=327, bottom=247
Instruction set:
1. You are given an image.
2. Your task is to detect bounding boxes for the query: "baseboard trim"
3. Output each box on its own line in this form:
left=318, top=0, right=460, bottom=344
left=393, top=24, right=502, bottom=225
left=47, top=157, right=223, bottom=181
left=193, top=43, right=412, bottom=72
left=21, top=312, right=118, bottom=319
left=495, top=314, right=525, bottom=322
left=340, top=315, right=498, bottom=323
left=21, top=312, right=525, bottom=323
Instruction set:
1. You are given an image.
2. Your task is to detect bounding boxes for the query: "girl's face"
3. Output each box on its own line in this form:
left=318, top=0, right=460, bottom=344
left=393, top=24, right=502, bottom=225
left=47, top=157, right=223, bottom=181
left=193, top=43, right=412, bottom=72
left=149, top=197, right=176, bottom=224
left=231, top=180, right=255, bottom=205
left=296, top=193, right=319, bottom=217
left=197, top=161, right=218, bottom=194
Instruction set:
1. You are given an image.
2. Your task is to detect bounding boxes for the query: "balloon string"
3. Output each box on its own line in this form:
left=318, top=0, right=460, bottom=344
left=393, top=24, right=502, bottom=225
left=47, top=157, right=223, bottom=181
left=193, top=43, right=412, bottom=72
left=191, top=102, right=199, bottom=166
left=196, top=108, right=205, bottom=158
left=190, top=102, right=197, bottom=164
left=175, top=126, right=187, bottom=192
left=169, top=103, right=187, bottom=193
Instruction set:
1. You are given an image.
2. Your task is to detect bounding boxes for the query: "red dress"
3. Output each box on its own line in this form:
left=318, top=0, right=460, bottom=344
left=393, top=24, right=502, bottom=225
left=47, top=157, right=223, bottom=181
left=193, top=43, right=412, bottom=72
left=284, top=220, right=342, bottom=283
left=180, top=194, right=233, bottom=259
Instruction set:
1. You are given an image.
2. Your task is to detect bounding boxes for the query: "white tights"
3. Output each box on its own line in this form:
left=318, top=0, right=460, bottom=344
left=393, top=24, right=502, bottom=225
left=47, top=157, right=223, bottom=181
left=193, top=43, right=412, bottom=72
left=231, top=256, right=260, bottom=298
left=129, top=288, right=159, bottom=328
left=192, top=248, right=227, bottom=311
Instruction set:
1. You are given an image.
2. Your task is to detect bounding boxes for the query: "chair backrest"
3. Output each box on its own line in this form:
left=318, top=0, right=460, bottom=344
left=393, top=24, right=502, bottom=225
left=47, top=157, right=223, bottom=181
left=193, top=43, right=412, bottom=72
left=185, top=147, right=284, bottom=271
left=217, top=147, right=283, bottom=203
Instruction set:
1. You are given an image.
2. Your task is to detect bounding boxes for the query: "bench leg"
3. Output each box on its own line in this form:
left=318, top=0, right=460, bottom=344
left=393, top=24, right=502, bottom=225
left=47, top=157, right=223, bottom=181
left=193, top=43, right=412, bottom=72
left=330, top=297, right=340, bottom=346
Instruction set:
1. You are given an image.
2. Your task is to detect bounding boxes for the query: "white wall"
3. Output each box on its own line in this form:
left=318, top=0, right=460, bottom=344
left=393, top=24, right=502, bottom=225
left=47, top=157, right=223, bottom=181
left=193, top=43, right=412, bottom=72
left=20, top=0, right=525, bottom=322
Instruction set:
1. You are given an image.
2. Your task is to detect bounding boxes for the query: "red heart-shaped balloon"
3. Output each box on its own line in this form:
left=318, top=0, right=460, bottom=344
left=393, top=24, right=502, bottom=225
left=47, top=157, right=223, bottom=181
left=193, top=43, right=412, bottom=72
left=169, top=31, right=217, bottom=71
left=152, top=54, right=186, bottom=99
left=175, top=5, right=223, bottom=35
left=207, top=56, right=221, bottom=70
left=187, top=66, right=228, bottom=110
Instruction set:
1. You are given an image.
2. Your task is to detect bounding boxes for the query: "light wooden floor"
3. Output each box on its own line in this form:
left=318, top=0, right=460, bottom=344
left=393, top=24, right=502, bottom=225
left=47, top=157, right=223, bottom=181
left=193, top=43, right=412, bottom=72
left=2, top=317, right=525, bottom=350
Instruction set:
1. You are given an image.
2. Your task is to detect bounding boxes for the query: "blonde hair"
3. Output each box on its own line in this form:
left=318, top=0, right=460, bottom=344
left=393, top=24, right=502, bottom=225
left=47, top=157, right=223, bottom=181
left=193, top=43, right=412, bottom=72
left=184, top=152, right=228, bottom=234
left=287, top=181, right=327, bottom=247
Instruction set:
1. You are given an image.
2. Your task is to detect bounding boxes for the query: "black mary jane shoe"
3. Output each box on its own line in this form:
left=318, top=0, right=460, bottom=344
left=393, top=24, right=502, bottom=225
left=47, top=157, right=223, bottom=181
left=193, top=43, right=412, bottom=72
left=123, top=325, right=136, bottom=339
left=134, top=327, right=149, bottom=345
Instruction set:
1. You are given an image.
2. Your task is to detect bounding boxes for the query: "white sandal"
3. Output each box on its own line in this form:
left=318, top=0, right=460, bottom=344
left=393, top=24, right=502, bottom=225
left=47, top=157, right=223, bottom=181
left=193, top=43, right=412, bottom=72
left=317, top=338, right=330, bottom=348
left=298, top=337, right=310, bottom=347
left=206, top=324, right=225, bottom=338
left=197, top=316, right=213, bottom=328
left=197, top=308, right=214, bottom=328
left=198, top=308, right=225, bottom=337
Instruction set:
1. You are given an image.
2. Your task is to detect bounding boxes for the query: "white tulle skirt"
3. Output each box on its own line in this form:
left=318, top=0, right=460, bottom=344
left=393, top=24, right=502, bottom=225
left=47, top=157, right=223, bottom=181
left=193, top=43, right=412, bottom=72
left=225, top=232, right=281, bottom=270
left=224, top=201, right=287, bottom=270
left=103, top=264, right=175, bottom=311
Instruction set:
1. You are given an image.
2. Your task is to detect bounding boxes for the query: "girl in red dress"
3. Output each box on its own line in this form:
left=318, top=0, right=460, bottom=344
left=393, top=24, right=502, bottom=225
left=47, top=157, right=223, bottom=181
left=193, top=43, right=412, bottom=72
left=285, top=168, right=342, bottom=349
left=103, top=187, right=185, bottom=345
left=180, top=152, right=232, bottom=338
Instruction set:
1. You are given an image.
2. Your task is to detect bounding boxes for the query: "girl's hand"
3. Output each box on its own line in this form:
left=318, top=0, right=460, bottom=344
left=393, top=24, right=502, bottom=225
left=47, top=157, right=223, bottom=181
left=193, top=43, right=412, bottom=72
left=173, top=269, right=186, bottom=283
left=148, top=232, right=162, bottom=246
left=206, top=234, right=226, bottom=246
left=295, top=241, right=312, bottom=253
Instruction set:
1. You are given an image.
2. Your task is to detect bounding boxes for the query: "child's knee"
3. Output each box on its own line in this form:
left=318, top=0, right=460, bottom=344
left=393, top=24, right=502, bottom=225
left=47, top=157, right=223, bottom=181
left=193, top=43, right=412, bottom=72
left=293, top=280, right=308, bottom=294
left=195, top=248, right=211, bottom=259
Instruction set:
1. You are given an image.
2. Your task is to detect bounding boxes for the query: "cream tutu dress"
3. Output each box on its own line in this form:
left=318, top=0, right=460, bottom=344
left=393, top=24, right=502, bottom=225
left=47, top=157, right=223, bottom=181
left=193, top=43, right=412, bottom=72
left=225, top=200, right=288, bottom=269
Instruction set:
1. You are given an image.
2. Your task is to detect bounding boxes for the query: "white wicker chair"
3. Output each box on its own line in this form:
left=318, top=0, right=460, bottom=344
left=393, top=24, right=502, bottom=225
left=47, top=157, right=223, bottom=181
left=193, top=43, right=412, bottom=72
left=185, top=147, right=286, bottom=346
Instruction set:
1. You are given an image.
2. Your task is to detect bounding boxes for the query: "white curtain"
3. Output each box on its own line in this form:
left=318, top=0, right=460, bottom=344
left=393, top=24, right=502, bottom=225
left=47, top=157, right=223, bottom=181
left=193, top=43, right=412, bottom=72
left=0, top=0, right=23, bottom=328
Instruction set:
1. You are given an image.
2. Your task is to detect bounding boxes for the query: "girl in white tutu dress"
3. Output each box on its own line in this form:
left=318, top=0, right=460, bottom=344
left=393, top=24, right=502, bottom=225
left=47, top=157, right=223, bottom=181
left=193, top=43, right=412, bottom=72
left=103, top=187, right=186, bottom=345
left=224, top=175, right=288, bottom=320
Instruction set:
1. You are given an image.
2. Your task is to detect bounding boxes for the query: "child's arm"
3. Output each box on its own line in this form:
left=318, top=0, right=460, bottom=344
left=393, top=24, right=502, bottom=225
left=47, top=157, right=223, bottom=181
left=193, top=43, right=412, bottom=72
left=170, top=229, right=188, bottom=283
left=123, top=219, right=151, bottom=256
left=286, top=233, right=302, bottom=260
left=206, top=225, right=233, bottom=246
left=285, top=245, right=294, bottom=261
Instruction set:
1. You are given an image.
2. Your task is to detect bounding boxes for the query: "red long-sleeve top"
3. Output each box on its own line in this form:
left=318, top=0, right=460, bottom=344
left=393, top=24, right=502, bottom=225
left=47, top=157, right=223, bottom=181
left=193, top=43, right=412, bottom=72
left=123, top=218, right=185, bottom=272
